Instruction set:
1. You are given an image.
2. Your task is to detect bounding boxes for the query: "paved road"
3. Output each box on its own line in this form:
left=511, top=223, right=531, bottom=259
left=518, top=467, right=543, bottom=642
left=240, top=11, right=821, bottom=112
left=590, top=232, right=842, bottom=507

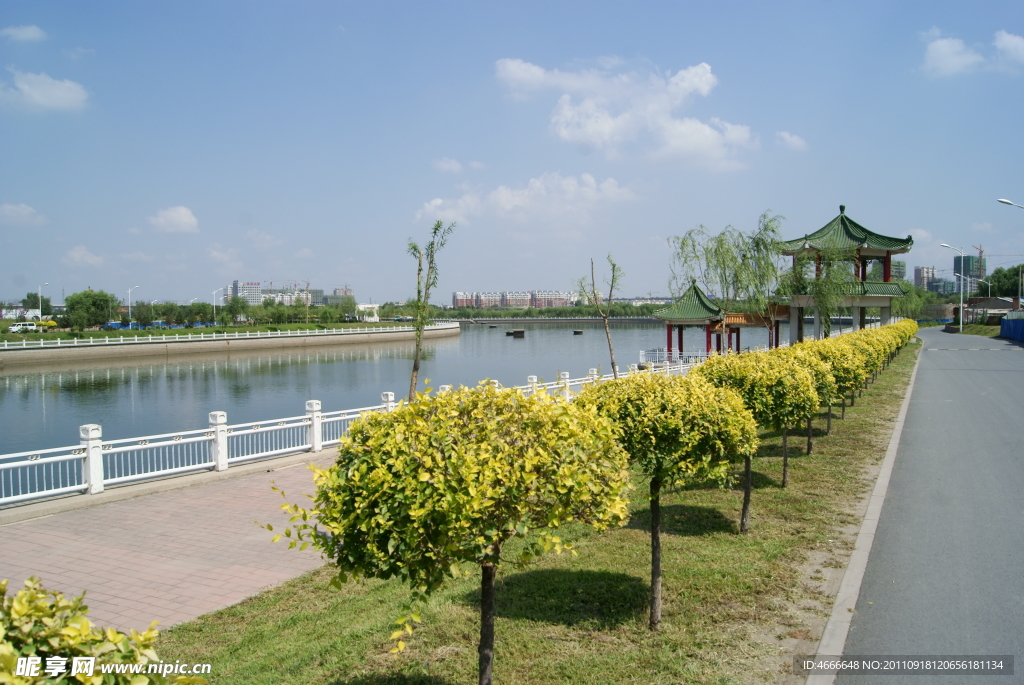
left=0, top=454, right=329, bottom=632
left=837, top=327, right=1024, bottom=684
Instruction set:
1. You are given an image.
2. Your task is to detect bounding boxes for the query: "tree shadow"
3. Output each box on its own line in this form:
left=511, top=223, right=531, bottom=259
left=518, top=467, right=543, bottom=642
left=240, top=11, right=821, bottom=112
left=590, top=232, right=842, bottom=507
left=730, top=470, right=781, bottom=490
left=627, top=503, right=737, bottom=536
left=463, top=569, right=647, bottom=629
left=331, top=675, right=454, bottom=685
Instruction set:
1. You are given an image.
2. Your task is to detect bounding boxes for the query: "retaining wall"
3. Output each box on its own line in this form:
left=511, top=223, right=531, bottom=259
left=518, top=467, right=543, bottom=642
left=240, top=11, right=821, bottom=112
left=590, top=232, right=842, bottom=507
left=0, top=324, right=461, bottom=367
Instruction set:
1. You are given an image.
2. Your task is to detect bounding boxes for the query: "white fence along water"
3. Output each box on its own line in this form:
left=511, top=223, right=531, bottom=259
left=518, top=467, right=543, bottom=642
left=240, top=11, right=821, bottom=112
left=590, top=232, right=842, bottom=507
left=0, top=322, right=460, bottom=351
left=0, top=360, right=696, bottom=507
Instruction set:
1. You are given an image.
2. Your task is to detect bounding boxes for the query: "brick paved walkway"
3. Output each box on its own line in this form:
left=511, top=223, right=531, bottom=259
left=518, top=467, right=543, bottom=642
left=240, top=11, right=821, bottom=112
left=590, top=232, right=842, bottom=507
left=0, top=457, right=330, bottom=632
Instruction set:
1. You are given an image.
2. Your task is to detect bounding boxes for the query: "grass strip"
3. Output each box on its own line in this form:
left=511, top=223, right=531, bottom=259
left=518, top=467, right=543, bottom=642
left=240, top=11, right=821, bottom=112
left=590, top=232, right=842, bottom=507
left=159, top=342, right=921, bottom=685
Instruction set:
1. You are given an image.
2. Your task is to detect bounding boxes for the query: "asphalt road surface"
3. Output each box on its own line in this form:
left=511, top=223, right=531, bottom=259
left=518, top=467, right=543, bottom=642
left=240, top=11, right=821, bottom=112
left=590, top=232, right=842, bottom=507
left=836, top=327, right=1024, bottom=684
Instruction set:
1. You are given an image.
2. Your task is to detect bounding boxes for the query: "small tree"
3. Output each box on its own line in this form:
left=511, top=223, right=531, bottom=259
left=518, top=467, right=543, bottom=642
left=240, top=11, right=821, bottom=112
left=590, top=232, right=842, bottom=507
left=134, top=302, right=156, bottom=328
left=407, top=220, right=455, bottom=399
left=770, top=345, right=837, bottom=446
left=20, top=292, right=53, bottom=316
left=577, top=254, right=623, bottom=378
left=268, top=383, right=629, bottom=685
left=576, top=373, right=757, bottom=629
left=695, top=352, right=817, bottom=531
left=65, top=290, right=120, bottom=328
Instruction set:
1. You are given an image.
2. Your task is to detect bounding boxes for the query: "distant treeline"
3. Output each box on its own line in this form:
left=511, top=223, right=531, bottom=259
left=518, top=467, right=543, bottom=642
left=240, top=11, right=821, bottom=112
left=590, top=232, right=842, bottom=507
left=381, top=302, right=665, bottom=320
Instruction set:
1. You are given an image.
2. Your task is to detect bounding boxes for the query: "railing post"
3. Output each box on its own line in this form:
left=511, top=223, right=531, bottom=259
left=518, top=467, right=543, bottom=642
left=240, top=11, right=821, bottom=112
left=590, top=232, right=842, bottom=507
left=560, top=371, right=571, bottom=400
left=306, top=400, right=323, bottom=452
left=382, top=391, right=396, bottom=412
left=209, top=411, right=229, bottom=471
left=81, top=424, right=104, bottom=494
left=628, top=363, right=638, bottom=374
left=588, top=368, right=599, bottom=383
left=439, top=384, right=452, bottom=393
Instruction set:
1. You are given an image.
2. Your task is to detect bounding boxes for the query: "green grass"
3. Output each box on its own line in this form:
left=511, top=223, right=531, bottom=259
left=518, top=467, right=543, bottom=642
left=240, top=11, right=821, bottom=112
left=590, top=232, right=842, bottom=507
left=0, top=321, right=411, bottom=344
left=158, top=344, right=921, bottom=685
left=951, top=324, right=1002, bottom=337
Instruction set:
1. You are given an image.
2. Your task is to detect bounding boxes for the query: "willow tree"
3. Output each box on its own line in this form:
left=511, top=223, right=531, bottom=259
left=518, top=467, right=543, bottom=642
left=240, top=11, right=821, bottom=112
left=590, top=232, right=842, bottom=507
left=407, top=220, right=454, bottom=399
left=669, top=211, right=784, bottom=341
left=777, top=247, right=858, bottom=338
left=266, top=383, right=630, bottom=685
left=576, top=373, right=757, bottom=629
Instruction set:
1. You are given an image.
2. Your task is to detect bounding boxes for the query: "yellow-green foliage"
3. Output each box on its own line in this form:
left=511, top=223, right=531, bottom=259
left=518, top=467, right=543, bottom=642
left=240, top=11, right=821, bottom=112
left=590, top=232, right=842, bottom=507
left=694, top=352, right=818, bottom=431
left=575, top=373, right=758, bottom=489
left=800, top=338, right=866, bottom=397
left=274, top=382, right=631, bottom=594
left=769, top=345, right=838, bottom=406
left=0, top=577, right=206, bottom=685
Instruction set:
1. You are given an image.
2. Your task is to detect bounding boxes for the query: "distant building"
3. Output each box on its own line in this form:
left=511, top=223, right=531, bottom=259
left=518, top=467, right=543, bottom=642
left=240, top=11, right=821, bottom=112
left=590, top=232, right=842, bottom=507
left=452, top=292, right=475, bottom=308
left=502, top=291, right=531, bottom=308
left=954, top=255, right=986, bottom=280
left=530, top=290, right=572, bottom=308
left=475, top=292, right=502, bottom=308
left=891, top=260, right=906, bottom=280
left=927, top=279, right=956, bottom=295
left=231, top=281, right=265, bottom=307
left=914, top=266, right=936, bottom=290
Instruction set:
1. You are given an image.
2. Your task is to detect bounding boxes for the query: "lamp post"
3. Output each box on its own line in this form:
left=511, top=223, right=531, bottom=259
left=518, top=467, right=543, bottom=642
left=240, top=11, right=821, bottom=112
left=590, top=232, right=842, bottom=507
left=941, top=244, right=965, bottom=331
left=997, top=200, right=1024, bottom=302
left=127, top=285, right=139, bottom=327
left=998, top=198, right=1024, bottom=210
left=37, top=283, right=48, bottom=321
left=212, top=288, right=223, bottom=323
left=978, top=279, right=992, bottom=298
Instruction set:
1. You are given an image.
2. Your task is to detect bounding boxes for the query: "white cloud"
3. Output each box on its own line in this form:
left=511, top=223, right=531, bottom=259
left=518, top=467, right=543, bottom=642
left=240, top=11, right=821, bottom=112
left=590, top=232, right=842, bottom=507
left=0, top=25, right=46, bottom=42
left=432, top=157, right=463, bottom=173
left=495, top=57, right=753, bottom=169
left=416, top=171, right=635, bottom=225
left=206, top=244, right=242, bottom=273
left=0, top=203, right=46, bottom=225
left=245, top=229, right=282, bottom=251
left=63, top=245, right=103, bottom=266
left=970, top=221, right=994, bottom=234
left=922, top=34, right=984, bottom=77
left=149, top=206, right=199, bottom=233
left=66, top=47, right=96, bottom=61
left=994, top=30, right=1024, bottom=67
left=118, top=251, right=155, bottom=262
left=776, top=131, right=808, bottom=151
left=469, top=161, right=486, bottom=170
left=294, top=247, right=314, bottom=259
left=0, top=67, right=88, bottom=110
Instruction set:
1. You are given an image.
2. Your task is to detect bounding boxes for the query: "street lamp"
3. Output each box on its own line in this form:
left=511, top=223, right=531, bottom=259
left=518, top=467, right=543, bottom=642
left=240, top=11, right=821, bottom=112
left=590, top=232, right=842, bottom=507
left=188, top=298, right=198, bottom=305
left=37, top=283, right=48, bottom=321
left=212, top=288, right=223, bottom=323
left=998, top=198, right=1024, bottom=210
left=978, top=279, right=992, bottom=298
left=940, top=244, right=964, bottom=332
left=127, top=285, right=139, bottom=327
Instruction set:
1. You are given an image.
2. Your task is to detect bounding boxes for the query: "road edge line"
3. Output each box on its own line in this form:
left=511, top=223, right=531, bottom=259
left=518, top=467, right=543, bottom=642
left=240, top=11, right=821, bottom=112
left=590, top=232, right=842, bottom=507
left=804, top=341, right=923, bottom=685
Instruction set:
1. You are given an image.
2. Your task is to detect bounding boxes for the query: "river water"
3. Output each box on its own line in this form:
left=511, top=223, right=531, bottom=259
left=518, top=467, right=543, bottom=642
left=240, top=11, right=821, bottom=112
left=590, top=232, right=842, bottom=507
left=0, top=322, right=782, bottom=454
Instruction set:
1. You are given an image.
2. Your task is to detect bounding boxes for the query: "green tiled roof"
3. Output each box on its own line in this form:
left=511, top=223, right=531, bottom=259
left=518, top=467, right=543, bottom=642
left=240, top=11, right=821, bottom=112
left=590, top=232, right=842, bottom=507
left=654, top=283, right=723, bottom=322
left=860, top=281, right=908, bottom=297
left=779, top=205, right=913, bottom=255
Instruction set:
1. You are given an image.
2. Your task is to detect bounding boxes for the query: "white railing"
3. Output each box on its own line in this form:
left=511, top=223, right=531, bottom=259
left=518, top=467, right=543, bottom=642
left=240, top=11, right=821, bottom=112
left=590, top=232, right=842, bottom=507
left=0, top=322, right=460, bottom=351
left=0, top=361, right=694, bottom=507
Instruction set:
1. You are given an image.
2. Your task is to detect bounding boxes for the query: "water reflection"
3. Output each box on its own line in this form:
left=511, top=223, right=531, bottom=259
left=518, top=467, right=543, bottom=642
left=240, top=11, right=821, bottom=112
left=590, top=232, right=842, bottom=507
left=1, top=322, right=779, bottom=453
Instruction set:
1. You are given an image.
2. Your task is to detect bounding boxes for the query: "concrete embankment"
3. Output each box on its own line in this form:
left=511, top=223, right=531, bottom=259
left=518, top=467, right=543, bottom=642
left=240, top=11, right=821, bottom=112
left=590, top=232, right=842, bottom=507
left=0, top=323, right=461, bottom=367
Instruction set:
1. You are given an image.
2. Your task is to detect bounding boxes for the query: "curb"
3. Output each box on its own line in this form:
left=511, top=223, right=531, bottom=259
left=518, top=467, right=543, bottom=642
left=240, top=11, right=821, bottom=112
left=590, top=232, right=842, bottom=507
left=804, top=341, right=923, bottom=685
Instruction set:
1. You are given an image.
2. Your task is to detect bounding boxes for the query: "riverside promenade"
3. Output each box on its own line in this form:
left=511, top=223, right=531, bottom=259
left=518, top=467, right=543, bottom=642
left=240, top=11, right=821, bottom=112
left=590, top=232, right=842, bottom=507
left=0, top=450, right=333, bottom=632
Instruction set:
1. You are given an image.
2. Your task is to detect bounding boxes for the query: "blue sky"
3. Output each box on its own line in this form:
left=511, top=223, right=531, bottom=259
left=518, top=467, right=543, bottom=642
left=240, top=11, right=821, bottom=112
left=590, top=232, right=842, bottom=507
left=2, top=1, right=1024, bottom=305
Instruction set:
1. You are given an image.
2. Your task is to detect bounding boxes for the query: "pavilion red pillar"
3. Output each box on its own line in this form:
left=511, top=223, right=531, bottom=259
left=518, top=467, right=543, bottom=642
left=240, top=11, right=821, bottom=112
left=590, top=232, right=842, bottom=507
left=716, top=332, right=722, bottom=353
left=884, top=251, right=892, bottom=282
left=677, top=325, right=684, bottom=359
left=736, top=327, right=741, bottom=352
left=705, top=324, right=712, bottom=355
left=861, top=256, right=868, bottom=281
left=666, top=324, right=673, bottom=360
left=774, top=320, right=780, bottom=348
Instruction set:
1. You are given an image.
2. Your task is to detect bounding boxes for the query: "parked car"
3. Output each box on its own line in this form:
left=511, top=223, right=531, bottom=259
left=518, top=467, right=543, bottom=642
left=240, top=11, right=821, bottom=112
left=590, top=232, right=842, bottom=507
left=8, top=322, right=37, bottom=333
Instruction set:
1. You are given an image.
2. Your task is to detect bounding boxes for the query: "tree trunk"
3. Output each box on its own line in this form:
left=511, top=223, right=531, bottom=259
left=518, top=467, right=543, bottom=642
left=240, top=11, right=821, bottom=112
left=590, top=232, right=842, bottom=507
left=479, top=556, right=498, bottom=685
left=781, top=429, right=789, bottom=488
left=740, top=455, right=752, bottom=533
left=827, top=404, right=832, bottom=434
left=602, top=314, right=618, bottom=379
left=806, top=415, right=813, bottom=455
left=841, top=396, right=846, bottom=419
left=408, top=327, right=423, bottom=401
left=850, top=392, right=855, bottom=407
left=649, top=478, right=663, bottom=630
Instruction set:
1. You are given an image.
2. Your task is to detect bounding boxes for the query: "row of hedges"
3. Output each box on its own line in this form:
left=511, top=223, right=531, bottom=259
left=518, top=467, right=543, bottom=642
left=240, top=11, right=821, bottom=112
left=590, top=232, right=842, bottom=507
left=264, top=320, right=917, bottom=685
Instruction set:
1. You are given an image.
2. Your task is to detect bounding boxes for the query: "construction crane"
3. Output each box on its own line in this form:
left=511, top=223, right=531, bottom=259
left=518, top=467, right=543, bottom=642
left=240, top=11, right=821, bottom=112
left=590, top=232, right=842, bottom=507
left=972, top=245, right=985, bottom=280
